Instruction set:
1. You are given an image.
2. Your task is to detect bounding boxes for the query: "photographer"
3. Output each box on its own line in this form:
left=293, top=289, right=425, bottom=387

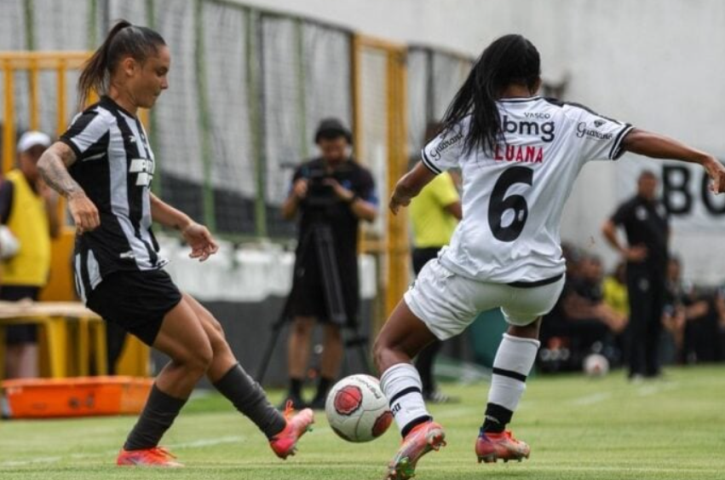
left=281, top=118, right=378, bottom=409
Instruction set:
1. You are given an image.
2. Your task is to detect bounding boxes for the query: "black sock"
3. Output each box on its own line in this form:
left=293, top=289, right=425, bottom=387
left=314, top=376, right=334, bottom=400
left=482, top=403, right=513, bottom=434
left=215, top=364, right=287, bottom=440
left=289, top=378, right=303, bottom=397
left=124, top=384, right=187, bottom=451
left=401, top=415, right=433, bottom=438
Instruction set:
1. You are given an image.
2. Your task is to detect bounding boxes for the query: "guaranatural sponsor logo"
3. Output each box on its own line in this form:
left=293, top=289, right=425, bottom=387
left=576, top=121, right=613, bottom=140
left=429, top=124, right=464, bottom=160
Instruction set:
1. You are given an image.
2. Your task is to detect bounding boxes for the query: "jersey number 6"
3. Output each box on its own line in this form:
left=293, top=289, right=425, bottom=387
left=488, top=166, right=533, bottom=242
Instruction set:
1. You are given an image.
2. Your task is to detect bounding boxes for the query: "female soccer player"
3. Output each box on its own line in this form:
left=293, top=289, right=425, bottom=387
left=37, top=21, right=313, bottom=467
left=374, top=34, right=725, bottom=480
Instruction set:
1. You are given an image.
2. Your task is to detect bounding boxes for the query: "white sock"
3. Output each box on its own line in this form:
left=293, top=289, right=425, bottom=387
left=488, top=334, right=540, bottom=412
left=380, top=363, right=432, bottom=436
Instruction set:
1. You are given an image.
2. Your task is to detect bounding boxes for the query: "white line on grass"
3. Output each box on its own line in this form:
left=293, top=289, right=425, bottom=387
left=0, top=435, right=247, bottom=468
left=569, top=392, right=612, bottom=406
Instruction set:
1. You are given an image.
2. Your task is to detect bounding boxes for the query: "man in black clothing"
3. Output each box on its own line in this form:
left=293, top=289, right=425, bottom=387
left=281, top=118, right=378, bottom=409
left=603, top=170, right=669, bottom=379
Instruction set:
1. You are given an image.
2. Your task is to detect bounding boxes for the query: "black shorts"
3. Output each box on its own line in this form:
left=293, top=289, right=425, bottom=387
left=412, top=247, right=442, bottom=276
left=289, top=252, right=359, bottom=327
left=2, top=286, right=41, bottom=345
left=86, top=269, right=183, bottom=346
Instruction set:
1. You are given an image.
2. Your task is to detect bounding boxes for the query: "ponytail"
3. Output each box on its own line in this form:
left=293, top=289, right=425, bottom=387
left=441, top=34, right=540, bottom=155
left=77, top=20, right=166, bottom=110
left=78, top=20, right=132, bottom=109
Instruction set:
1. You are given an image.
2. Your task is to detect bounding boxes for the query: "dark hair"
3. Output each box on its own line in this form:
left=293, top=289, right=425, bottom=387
left=424, top=121, right=444, bottom=143
left=314, top=118, right=352, bottom=144
left=441, top=34, right=540, bottom=155
left=78, top=20, right=166, bottom=108
left=639, top=169, right=658, bottom=181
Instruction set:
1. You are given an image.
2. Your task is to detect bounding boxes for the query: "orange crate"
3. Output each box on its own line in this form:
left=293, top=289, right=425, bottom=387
left=1, top=376, right=152, bottom=419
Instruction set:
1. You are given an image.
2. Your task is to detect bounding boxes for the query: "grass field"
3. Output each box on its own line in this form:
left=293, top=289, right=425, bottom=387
left=1, top=366, right=724, bottom=480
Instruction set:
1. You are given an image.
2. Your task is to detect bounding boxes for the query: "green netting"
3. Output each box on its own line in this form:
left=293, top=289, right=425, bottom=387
left=0, top=0, right=471, bottom=241
left=152, top=0, right=206, bottom=224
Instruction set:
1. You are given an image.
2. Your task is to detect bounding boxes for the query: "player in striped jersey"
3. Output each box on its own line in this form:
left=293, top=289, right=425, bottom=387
left=38, top=21, right=313, bottom=467
left=374, top=34, right=725, bottom=480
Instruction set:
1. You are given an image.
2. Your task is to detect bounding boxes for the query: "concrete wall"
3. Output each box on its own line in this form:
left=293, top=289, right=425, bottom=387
left=241, top=0, right=725, bottom=283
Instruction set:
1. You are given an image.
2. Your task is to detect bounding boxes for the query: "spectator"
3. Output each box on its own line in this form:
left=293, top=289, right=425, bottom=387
left=281, top=118, right=378, bottom=409
left=0, top=131, right=61, bottom=378
left=541, top=253, right=626, bottom=369
left=602, top=170, right=669, bottom=379
left=664, top=257, right=722, bottom=363
left=603, top=262, right=629, bottom=319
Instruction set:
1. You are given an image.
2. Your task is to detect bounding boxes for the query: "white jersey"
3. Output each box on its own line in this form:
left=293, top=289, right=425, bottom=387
left=421, top=96, right=632, bottom=284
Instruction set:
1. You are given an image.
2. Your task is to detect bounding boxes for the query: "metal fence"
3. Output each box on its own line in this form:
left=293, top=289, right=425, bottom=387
left=0, top=0, right=472, bottom=316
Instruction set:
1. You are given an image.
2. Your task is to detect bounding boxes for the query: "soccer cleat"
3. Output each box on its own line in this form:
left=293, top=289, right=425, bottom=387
left=116, top=446, right=184, bottom=467
left=475, top=429, right=530, bottom=464
left=386, top=421, right=446, bottom=480
left=269, top=400, right=315, bottom=459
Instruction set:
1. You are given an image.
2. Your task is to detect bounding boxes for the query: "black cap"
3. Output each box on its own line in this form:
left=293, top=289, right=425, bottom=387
left=314, top=118, right=352, bottom=144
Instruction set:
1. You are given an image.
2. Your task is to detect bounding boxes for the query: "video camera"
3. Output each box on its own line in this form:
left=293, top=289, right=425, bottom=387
left=305, top=168, right=337, bottom=209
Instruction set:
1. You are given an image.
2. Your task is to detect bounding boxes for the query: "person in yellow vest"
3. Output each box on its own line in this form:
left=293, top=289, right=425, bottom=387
left=409, top=123, right=462, bottom=403
left=603, top=261, right=629, bottom=319
left=0, top=131, right=61, bottom=378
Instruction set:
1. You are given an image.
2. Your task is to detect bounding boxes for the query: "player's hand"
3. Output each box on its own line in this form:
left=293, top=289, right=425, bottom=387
left=68, top=191, right=100, bottom=235
left=703, top=157, right=725, bottom=194
left=389, top=190, right=411, bottom=216
left=324, top=179, right=355, bottom=202
left=292, top=179, right=309, bottom=200
left=182, top=222, right=219, bottom=262
left=624, top=245, right=648, bottom=262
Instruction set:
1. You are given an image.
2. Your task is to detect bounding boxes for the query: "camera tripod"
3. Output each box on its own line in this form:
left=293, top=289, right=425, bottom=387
left=255, top=221, right=371, bottom=384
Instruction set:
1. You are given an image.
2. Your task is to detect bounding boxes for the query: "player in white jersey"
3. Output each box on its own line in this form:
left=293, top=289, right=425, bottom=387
left=374, top=34, right=725, bottom=480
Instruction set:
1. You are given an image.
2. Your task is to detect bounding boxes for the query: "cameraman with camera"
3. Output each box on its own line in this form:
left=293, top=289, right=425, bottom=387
left=281, top=118, right=378, bottom=409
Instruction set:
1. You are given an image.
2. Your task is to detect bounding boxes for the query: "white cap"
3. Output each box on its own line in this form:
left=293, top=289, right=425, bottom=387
left=17, top=131, right=52, bottom=153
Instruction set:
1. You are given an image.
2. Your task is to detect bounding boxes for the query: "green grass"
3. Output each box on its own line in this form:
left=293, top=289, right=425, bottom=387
left=1, top=366, right=724, bottom=479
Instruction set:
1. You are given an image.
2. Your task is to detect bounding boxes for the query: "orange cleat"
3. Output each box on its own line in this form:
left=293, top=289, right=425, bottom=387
left=475, top=429, right=530, bottom=463
left=386, top=421, right=446, bottom=480
left=269, top=400, right=315, bottom=459
left=116, top=446, right=183, bottom=467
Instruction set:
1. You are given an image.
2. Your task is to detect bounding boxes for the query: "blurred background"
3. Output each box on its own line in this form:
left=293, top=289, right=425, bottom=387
left=0, top=0, right=723, bottom=406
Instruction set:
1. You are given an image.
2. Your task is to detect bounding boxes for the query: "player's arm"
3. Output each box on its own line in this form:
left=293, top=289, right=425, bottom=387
left=389, top=162, right=437, bottom=215
left=149, top=193, right=193, bottom=231
left=622, top=129, right=725, bottom=193
left=40, top=181, right=62, bottom=239
left=150, top=193, right=218, bottom=262
left=37, top=142, right=100, bottom=234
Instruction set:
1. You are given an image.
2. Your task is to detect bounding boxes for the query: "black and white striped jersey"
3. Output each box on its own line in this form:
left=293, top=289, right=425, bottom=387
left=60, top=96, right=166, bottom=301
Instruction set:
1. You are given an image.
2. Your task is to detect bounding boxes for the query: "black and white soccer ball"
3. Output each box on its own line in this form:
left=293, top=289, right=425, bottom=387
left=325, top=374, right=393, bottom=443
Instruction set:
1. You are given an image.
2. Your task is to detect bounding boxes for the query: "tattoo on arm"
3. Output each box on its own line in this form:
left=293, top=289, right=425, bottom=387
left=38, top=143, right=85, bottom=199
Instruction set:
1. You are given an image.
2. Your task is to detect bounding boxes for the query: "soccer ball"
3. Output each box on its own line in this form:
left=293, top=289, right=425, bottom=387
left=325, top=374, right=393, bottom=443
left=583, top=353, right=610, bottom=377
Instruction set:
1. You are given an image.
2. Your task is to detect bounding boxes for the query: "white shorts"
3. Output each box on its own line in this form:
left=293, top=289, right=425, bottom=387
left=404, top=259, right=565, bottom=340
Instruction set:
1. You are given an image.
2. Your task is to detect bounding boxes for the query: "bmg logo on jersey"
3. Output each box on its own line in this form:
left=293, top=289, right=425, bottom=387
left=129, top=158, right=155, bottom=187
left=502, top=115, right=555, bottom=142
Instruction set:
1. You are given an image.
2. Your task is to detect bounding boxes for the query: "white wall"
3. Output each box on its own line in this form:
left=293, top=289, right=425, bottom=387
left=242, top=0, right=725, bottom=283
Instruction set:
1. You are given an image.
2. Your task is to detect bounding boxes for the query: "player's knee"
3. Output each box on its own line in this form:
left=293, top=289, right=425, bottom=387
left=207, top=316, right=226, bottom=339
left=183, top=342, right=214, bottom=374
left=292, top=317, right=315, bottom=337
